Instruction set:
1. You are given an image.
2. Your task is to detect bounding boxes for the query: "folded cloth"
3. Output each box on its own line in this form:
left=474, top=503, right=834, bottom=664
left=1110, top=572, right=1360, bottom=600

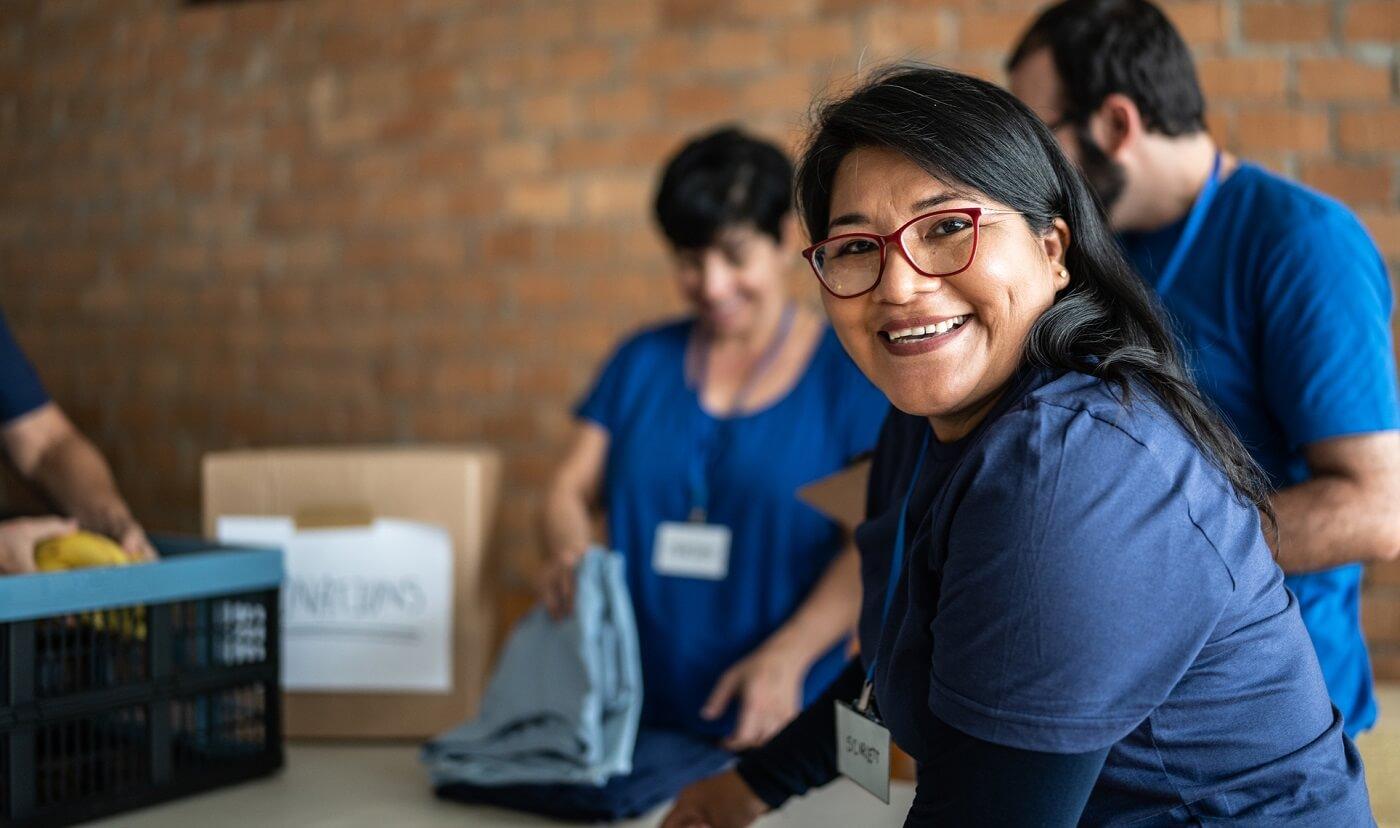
left=435, top=727, right=735, bottom=822
left=423, top=548, right=642, bottom=786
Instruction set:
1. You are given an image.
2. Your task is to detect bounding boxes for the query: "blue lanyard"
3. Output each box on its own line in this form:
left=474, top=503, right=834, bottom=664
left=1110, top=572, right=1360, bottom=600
left=687, top=304, right=797, bottom=521
left=864, top=430, right=931, bottom=690
left=1153, top=151, right=1222, bottom=296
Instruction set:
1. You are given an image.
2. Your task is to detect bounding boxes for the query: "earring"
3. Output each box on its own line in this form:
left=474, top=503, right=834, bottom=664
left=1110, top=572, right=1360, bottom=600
left=1058, top=266, right=1070, bottom=280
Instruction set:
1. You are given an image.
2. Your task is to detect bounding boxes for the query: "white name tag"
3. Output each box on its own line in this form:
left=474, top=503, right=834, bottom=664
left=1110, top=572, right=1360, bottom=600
left=836, top=700, right=891, bottom=804
left=653, top=521, right=731, bottom=579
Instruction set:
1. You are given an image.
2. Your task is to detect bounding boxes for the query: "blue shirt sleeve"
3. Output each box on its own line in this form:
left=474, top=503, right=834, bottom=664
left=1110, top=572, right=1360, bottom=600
left=926, top=403, right=1234, bottom=753
left=574, top=333, right=649, bottom=434
left=0, top=311, right=49, bottom=424
left=1254, top=210, right=1399, bottom=447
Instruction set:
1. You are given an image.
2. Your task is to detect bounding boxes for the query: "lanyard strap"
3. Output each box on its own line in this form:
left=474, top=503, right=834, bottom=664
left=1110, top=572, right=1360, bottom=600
left=687, top=304, right=798, bottom=521
left=1153, top=150, right=1222, bottom=296
left=864, top=430, right=931, bottom=689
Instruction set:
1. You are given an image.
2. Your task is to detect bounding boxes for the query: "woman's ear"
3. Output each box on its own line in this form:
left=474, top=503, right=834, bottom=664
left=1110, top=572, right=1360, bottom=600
left=1044, top=218, right=1072, bottom=290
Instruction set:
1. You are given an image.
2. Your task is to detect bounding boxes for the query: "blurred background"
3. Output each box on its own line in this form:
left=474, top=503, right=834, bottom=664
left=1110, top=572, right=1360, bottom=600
left=0, top=0, right=1396, bottom=675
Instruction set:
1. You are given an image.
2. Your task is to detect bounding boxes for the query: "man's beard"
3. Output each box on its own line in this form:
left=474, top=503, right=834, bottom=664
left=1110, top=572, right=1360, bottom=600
left=1075, top=125, right=1127, bottom=218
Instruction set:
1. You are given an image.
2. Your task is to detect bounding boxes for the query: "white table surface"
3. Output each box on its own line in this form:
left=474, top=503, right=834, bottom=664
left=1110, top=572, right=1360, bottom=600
left=89, top=743, right=915, bottom=827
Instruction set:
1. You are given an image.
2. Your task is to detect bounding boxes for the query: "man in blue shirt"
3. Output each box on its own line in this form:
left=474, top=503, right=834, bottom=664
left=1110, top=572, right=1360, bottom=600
left=1009, top=0, right=1400, bottom=735
left=0, top=309, right=152, bottom=574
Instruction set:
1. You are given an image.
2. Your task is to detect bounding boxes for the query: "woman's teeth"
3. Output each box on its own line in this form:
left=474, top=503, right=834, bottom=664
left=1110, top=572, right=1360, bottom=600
left=886, top=315, right=970, bottom=343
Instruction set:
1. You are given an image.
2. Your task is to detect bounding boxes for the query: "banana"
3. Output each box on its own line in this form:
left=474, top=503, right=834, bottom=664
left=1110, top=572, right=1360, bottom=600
left=34, top=532, right=148, bottom=640
left=34, top=530, right=132, bottom=571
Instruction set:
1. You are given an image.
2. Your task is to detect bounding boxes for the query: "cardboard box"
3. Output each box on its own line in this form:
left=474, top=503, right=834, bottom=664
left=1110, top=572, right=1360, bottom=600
left=797, top=456, right=871, bottom=533
left=202, top=446, right=501, bottom=739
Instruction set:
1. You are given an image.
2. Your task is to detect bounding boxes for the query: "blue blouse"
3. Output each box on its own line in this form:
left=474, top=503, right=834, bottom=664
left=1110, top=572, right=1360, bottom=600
left=577, top=318, right=888, bottom=739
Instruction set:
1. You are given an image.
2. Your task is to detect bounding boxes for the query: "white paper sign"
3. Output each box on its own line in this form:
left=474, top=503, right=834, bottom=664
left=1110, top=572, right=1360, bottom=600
left=217, top=515, right=454, bottom=693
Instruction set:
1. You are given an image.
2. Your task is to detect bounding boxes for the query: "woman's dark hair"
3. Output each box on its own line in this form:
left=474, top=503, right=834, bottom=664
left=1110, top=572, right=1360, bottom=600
left=795, top=65, right=1273, bottom=521
left=1007, top=0, right=1206, bottom=137
left=654, top=126, right=793, bottom=250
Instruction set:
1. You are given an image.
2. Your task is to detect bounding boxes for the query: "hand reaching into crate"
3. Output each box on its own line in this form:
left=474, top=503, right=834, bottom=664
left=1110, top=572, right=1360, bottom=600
left=0, top=515, right=78, bottom=574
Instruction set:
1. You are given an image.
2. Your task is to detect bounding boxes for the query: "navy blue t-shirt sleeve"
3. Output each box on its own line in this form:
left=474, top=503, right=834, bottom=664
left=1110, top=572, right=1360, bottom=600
left=0, top=311, right=49, bottom=424
left=927, top=403, right=1234, bottom=753
left=1254, top=209, right=1399, bottom=447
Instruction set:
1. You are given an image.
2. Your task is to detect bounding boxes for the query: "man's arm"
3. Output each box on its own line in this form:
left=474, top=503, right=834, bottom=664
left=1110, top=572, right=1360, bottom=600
left=2, top=403, right=154, bottom=558
left=1267, top=432, right=1400, bottom=573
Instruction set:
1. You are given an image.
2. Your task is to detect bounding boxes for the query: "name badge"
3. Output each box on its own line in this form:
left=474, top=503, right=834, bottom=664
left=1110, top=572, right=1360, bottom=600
left=835, top=700, right=891, bottom=804
left=653, top=521, right=731, bottom=579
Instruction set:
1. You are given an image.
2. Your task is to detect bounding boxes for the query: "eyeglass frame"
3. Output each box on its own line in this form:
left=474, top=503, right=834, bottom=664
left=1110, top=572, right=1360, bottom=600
left=801, top=206, right=1023, bottom=299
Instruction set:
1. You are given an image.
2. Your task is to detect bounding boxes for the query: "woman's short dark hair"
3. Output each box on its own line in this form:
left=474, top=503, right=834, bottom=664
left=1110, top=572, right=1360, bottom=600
left=1007, top=0, right=1206, bottom=137
left=654, top=127, right=793, bottom=250
left=795, top=64, right=1273, bottom=521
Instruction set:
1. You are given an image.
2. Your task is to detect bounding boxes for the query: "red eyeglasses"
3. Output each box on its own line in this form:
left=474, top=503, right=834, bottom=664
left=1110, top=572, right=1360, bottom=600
left=803, top=207, right=1020, bottom=298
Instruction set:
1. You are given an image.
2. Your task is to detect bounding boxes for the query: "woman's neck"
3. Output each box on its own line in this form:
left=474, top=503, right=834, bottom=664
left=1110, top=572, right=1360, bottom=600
left=709, top=297, right=794, bottom=354
left=927, top=382, right=1011, bottom=443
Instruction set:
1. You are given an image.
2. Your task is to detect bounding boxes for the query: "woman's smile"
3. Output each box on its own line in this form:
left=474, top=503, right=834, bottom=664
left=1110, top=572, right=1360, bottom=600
left=877, top=313, right=975, bottom=356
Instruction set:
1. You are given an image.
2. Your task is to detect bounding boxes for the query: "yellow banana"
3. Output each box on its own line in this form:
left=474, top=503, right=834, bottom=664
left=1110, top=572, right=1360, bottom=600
left=34, top=532, right=147, bottom=640
left=34, top=530, right=132, bottom=571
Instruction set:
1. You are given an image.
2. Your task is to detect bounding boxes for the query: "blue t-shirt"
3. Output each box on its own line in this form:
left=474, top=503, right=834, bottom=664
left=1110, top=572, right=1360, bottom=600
left=1121, top=163, right=1399, bottom=735
left=857, top=369, right=1372, bottom=823
left=0, top=310, right=48, bottom=424
left=577, top=318, right=888, bottom=739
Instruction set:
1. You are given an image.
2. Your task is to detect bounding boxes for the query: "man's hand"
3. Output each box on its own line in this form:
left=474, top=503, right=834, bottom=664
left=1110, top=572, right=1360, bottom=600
left=660, top=770, right=769, bottom=828
left=701, top=644, right=806, bottom=751
left=0, top=516, right=77, bottom=574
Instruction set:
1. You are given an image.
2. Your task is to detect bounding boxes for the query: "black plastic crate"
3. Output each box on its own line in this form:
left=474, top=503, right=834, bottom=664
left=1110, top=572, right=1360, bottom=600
left=1, top=538, right=283, bottom=827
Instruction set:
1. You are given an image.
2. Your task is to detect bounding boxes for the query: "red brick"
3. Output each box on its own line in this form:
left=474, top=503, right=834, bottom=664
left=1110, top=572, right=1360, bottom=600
left=662, top=0, right=734, bottom=27
left=504, top=180, right=574, bottom=222
left=739, top=70, right=814, bottom=115
left=864, top=8, right=949, bottom=59
left=581, top=172, right=652, bottom=220
left=550, top=45, right=613, bottom=85
left=583, top=84, right=656, bottom=126
left=1297, top=58, right=1392, bottom=102
left=633, top=33, right=697, bottom=78
left=700, top=28, right=772, bottom=74
left=1357, top=209, right=1400, bottom=258
left=516, top=91, right=577, bottom=131
left=1344, top=1, right=1400, bottom=41
left=587, top=0, right=659, bottom=37
left=1241, top=2, right=1331, bottom=43
left=1299, top=160, right=1394, bottom=205
left=663, top=81, right=735, bottom=120
left=961, top=10, right=1037, bottom=53
left=1195, top=57, right=1287, bottom=102
left=1162, top=1, right=1227, bottom=44
left=1233, top=109, right=1330, bottom=153
left=778, top=21, right=855, bottom=65
left=1339, top=110, right=1400, bottom=153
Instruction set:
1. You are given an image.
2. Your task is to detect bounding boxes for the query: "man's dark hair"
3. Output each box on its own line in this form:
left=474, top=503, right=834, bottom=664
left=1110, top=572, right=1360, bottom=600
left=1007, top=0, right=1206, bottom=136
left=654, top=127, right=793, bottom=250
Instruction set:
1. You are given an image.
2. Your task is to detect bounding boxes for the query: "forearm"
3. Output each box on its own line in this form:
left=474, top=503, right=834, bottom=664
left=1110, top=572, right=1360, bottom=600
left=760, top=542, right=861, bottom=666
left=909, top=716, right=1107, bottom=825
left=1269, top=474, right=1400, bottom=573
left=31, top=432, right=134, bottom=530
left=541, top=481, right=595, bottom=561
left=735, top=658, right=862, bottom=808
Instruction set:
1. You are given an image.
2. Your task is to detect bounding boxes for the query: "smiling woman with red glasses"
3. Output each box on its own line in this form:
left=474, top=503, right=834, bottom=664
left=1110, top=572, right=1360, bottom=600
left=661, top=67, right=1373, bottom=827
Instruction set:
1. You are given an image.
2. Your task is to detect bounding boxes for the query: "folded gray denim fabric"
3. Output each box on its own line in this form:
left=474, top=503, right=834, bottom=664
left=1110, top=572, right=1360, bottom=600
left=422, top=548, right=642, bottom=787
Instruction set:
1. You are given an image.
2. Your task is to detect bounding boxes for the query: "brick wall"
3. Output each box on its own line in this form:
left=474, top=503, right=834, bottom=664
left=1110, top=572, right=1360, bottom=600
left=1, top=0, right=1397, bottom=674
